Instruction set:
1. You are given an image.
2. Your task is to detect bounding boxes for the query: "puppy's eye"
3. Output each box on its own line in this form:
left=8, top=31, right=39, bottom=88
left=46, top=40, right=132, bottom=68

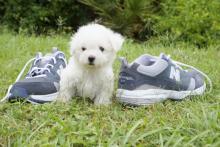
left=82, top=47, right=86, bottom=51
left=99, top=46, right=104, bottom=52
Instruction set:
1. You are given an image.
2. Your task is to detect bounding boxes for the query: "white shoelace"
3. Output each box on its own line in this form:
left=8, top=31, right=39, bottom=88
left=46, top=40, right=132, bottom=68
left=28, top=56, right=56, bottom=77
left=0, top=58, right=35, bottom=103
left=0, top=56, right=61, bottom=103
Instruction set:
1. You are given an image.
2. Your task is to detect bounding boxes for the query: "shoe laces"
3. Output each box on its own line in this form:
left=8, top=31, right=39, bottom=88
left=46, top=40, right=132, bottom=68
left=28, top=56, right=57, bottom=78
left=161, top=53, right=213, bottom=93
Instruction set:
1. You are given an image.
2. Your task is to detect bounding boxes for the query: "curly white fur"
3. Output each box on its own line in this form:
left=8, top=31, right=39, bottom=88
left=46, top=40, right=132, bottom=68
left=57, top=23, right=124, bottom=105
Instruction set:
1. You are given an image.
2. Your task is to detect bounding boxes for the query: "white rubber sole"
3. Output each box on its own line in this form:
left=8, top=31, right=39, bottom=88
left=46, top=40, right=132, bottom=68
left=27, top=92, right=59, bottom=104
left=116, top=84, right=206, bottom=106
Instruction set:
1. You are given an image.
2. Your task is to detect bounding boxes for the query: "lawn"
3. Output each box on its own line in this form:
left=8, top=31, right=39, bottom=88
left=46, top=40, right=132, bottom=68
left=0, top=32, right=219, bottom=146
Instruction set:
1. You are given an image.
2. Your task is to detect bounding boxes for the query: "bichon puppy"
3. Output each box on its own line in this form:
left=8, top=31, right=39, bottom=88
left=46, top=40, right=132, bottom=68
left=57, top=23, right=124, bottom=105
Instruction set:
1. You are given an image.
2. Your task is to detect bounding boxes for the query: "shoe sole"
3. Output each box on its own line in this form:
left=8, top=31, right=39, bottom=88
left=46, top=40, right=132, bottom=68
left=27, top=92, right=59, bottom=104
left=116, top=84, right=206, bottom=106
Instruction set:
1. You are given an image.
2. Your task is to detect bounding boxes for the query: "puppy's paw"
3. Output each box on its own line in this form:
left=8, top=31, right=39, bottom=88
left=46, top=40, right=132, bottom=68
left=94, top=95, right=112, bottom=105
left=56, top=92, right=72, bottom=103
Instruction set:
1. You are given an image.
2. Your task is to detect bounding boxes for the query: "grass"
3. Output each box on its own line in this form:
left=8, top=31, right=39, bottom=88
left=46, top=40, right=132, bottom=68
left=0, top=32, right=219, bottom=146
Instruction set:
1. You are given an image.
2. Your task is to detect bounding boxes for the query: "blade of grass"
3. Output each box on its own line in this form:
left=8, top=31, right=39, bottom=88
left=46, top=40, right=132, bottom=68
left=133, top=127, right=167, bottom=145
left=26, top=121, right=47, bottom=142
left=123, top=119, right=144, bottom=145
left=184, top=130, right=210, bottom=146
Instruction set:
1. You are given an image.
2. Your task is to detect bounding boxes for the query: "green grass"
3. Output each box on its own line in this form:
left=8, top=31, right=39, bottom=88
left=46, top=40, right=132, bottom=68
left=0, top=32, right=219, bottom=146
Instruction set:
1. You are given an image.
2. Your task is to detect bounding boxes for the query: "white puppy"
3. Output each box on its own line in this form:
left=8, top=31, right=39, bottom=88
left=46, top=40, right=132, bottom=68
left=58, top=23, right=124, bottom=105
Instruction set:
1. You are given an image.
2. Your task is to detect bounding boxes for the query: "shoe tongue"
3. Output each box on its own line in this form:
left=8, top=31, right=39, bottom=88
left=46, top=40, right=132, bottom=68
left=159, top=53, right=169, bottom=61
left=36, top=52, right=43, bottom=58
left=39, top=54, right=53, bottom=67
left=52, top=47, right=58, bottom=54
left=34, top=47, right=60, bottom=68
left=51, top=47, right=64, bottom=59
left=34, top=52, right=45, bottom=67
left=134, top=55, right=156, bottom=66
left=33, top=53, right=52, bottom=69
left=30, top=55, right=52, bottom=76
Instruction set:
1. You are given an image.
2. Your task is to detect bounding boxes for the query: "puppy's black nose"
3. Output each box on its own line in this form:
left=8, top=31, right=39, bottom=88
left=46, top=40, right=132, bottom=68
left=88, top=56, right=95, bottom=63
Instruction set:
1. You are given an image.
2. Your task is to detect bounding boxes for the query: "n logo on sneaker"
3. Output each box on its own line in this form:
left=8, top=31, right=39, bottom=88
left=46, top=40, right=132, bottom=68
left=170, top=66, right=180, bottom=81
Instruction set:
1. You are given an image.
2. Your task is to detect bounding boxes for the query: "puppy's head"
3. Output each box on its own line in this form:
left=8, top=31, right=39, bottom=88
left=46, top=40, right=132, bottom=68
left=70, top=23, right=124, bottom=68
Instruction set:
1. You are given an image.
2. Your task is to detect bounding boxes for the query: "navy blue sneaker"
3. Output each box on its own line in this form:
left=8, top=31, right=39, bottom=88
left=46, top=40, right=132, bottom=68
left=116, top=53, right=212, bottom=106
left=1, top=47, right=67, bottom=104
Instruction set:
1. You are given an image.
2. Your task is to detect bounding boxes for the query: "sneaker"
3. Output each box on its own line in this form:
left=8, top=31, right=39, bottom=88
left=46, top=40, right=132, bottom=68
left=1, top=47, right=67, bottom=104
left=116, top=53, right=212, bottom=106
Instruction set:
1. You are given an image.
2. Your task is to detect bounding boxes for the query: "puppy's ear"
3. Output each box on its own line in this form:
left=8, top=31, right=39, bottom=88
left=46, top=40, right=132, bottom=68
left=110, top=32, right=124, bottom=52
